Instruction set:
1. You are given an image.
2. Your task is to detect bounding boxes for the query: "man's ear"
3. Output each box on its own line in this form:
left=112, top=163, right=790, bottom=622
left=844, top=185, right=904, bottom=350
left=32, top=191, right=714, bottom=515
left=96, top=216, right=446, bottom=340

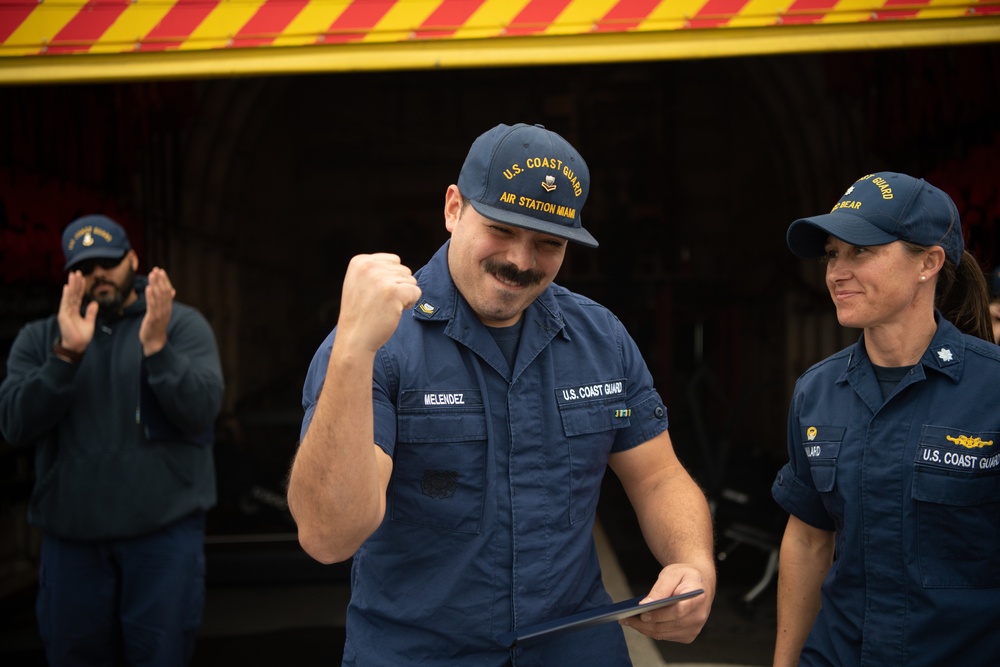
left=444, top=184, right=463, bottom=233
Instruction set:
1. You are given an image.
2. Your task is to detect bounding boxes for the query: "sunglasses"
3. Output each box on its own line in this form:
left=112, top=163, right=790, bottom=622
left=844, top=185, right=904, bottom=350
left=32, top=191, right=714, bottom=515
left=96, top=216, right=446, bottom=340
left=72, top=254, right=127, bottom=276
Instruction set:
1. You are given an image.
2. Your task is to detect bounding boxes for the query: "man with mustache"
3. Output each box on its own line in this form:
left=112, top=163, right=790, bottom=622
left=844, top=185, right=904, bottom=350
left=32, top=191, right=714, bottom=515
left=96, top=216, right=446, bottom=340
left=0, top=215, right=224, bottom=666
left=288, top=123, right=716, bottom=666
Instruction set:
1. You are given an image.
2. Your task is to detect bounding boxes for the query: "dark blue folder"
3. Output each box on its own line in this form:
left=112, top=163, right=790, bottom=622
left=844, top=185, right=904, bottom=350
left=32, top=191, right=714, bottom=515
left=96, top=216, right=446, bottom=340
left=497, top=589, right=705, bottom=648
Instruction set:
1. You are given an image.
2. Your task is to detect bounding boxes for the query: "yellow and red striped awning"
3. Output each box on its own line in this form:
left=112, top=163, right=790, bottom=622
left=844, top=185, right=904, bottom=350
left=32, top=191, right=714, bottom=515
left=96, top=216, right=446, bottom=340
left=2, top=0, right=999, bottom=83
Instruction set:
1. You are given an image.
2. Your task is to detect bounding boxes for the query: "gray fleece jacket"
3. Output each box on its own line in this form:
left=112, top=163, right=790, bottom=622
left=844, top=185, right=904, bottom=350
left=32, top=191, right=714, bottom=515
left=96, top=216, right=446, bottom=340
left=0, top=276, right=224, bottom=540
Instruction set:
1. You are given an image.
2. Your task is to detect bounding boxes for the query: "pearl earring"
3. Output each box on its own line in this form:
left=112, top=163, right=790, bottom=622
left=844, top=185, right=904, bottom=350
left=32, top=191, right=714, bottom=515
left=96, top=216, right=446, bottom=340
left=920, top=276, right=926, bottom=282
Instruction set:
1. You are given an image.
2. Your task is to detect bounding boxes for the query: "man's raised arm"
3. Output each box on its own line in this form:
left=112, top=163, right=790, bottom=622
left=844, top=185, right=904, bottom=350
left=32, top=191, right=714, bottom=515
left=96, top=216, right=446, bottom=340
left=287, top=254, right=421, bottom=564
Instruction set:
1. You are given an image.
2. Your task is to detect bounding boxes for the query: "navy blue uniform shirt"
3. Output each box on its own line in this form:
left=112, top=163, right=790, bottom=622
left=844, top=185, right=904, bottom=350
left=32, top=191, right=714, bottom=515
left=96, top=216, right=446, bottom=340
left=772, top=315, right=1000, bottom=666
left=302, top=242, right=670, bottom=666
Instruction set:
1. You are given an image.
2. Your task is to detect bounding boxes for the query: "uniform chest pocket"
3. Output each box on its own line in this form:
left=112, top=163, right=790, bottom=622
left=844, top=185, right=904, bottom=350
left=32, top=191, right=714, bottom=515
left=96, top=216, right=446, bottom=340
left=912, top=454, right=1000, bottom=588
left=558, top=395, right=628, bottom=524
left=392, top=398, right=487, bottom=534
left=801, top=426, right=844, bottom=493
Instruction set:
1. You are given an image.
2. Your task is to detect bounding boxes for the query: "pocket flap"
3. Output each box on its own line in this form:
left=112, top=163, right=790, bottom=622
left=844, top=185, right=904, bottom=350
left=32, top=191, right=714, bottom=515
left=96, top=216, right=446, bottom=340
left=912, top=467, right=1000, bottom=506
left=558, top=400, right=629, bottom=437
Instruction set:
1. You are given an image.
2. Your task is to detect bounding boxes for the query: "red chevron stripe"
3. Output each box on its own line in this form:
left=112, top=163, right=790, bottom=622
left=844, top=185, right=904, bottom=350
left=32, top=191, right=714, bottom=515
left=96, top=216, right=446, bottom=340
left=872, top=0, right=932, bottom=19
left=0, top=6, right=39, bottom=44
left=595, top=0, right=660, bottom=32
left=690, top=0, right=751, bottom=28
left=781, top=0, right=837, bottom=25
left=506, top=0, right=574, bottom=36
left=141, top=0, right=222, bottom=52
left=413, top=0, right=487, bottom=40
left=47, top=0, right=129, bottom=54
left=324, top=0, right=395, bottom=44
left=234, top=0, right=310, bottom=47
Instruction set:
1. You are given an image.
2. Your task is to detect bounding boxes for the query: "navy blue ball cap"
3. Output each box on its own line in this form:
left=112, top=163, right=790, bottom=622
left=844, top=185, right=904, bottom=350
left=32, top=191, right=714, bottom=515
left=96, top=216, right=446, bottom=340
left=62, top=214, right=132, bottom=270
left=787, top=172, right=964, bottom=266
left=457, top=123, right=597, bottom=248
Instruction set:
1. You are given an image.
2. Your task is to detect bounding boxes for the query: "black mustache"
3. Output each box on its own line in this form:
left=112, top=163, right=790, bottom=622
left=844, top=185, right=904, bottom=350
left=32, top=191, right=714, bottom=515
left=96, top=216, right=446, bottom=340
left=484, top=260, right=543, bottom=287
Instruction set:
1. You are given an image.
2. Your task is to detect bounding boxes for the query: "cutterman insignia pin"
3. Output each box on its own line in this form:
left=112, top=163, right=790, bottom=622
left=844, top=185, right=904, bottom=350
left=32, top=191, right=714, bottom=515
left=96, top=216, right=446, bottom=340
left=945, top=434, right=994, bottom=449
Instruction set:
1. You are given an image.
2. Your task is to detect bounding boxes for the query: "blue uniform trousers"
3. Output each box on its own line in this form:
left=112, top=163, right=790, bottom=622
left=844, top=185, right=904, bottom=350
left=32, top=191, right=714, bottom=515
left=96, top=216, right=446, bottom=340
left=36, top=512, right=206, bottom=667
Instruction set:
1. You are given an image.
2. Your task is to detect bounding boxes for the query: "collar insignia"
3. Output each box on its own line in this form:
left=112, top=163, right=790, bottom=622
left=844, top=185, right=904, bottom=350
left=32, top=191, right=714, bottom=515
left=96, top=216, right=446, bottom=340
left=541, top=175, right=556, bottom=192
left=936, top=347, right=955, bottom=363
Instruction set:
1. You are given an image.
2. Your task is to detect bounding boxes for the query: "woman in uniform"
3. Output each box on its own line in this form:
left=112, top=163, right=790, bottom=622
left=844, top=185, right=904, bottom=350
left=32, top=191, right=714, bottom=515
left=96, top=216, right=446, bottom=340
left=771, top=171, right=999, bottom=666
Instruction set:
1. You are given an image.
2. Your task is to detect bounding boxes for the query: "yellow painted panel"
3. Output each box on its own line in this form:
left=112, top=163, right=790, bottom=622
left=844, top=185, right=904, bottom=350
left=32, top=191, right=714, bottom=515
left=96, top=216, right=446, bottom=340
left=1, top=17, right=998, bottom=84
left=274, top=3, right=355, bottom=48
left=4, top=1, right=90, bottom=55
left=641, top=0, right=713, bottom=31
left=917, top=0, right=974, bottom=19
left=730, top=0, right=798, bottom=28
left=821, top=0, right=880, bottom=24
left=90, top=5, right=178, bottom=55
left=454, top=0, right=535, bottom=40
left=363, top=0, right=440, bottom=43
left=180, top=1, right=266, bottom=51
left=0, top=0, right=997, bottom=68
left=544, top=0, right=619, bottom=36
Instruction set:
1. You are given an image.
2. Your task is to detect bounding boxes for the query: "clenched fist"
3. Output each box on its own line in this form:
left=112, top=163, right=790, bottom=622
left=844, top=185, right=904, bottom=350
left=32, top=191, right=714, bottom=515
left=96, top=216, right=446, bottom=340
left=334, top=254, right=422, bottom=355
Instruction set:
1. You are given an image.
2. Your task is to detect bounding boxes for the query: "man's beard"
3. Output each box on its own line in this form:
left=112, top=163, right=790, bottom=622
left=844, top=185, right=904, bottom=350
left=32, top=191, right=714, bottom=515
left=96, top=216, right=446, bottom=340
left=86, top=265, right=136, bottom=317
